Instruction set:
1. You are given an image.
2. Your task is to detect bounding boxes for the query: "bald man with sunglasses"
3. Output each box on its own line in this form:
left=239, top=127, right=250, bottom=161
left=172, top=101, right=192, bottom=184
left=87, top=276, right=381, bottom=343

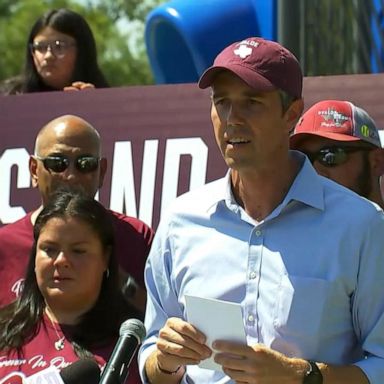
left=290, top=100, right=384, bottom=208
left=0, top=115, right=154, bottom=320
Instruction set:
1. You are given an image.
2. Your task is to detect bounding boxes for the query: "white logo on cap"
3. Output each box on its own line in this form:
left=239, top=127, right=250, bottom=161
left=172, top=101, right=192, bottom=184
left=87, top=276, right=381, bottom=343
left=234, top=44, right=252, bottom=59
left=318, top=108, right=349, bottom=127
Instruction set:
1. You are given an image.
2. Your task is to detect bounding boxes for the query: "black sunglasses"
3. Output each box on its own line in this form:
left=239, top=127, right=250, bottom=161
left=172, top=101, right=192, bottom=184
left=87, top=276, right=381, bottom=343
left=302, top=145, right=373, bottom=167
left=35, top=155, right=100, bottom=173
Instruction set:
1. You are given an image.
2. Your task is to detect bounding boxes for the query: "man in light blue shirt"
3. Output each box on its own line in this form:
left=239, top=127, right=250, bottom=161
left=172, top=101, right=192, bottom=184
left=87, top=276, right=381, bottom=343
left=139, top=37, right=384, bottom=384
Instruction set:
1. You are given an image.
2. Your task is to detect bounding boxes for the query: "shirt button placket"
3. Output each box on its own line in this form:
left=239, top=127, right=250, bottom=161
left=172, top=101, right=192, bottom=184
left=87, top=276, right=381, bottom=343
left=245, top=227, right=263, bottom=338
left=249, top=271, right=257, bottom=280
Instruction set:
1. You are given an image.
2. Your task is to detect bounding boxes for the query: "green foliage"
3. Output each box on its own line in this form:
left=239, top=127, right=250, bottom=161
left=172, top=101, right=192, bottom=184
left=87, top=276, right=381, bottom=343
left=0, top=0, right=166, bottom=86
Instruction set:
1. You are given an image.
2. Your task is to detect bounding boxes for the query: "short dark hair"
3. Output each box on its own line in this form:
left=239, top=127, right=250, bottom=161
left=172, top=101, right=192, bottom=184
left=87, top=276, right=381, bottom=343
left=279, top=90, right=296, bottom=114
left=23, top=8, right=109, bottom=92
left=0, top=188, right=134, bottom=357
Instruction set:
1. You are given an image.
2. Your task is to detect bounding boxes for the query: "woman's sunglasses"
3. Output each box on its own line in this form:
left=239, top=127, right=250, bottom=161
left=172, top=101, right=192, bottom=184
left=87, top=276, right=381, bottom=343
left=302, top=145, right=374, bottom=167
left=30, top=40, right=76, bottom=59
left=35, top=155, right=100, bottom=174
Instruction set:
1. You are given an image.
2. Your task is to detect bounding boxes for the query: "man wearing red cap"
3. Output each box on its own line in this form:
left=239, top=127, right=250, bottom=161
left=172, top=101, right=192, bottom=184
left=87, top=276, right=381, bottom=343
left=139, top=38, right=384, bottom=384
left=290, top=100, right=384, bottom=208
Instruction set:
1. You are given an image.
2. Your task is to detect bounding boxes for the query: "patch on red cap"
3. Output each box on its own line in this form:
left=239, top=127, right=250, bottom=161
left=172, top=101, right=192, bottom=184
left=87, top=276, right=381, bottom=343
left=290, top=100, right=381, bottom=148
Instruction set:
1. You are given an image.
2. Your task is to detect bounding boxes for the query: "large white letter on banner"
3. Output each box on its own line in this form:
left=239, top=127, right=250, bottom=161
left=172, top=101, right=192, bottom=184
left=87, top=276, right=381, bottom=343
left=109, top=140, right=159, bottom=225
left=0, top=149, right=30, bottom=224
left=160, top=138, right=208, bottom=217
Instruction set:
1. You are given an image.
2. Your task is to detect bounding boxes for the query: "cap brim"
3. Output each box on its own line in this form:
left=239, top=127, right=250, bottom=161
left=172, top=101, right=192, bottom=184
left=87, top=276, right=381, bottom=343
left=290, top=132, right=360, bottom=149
left=198, top=64, right=276, bottom=91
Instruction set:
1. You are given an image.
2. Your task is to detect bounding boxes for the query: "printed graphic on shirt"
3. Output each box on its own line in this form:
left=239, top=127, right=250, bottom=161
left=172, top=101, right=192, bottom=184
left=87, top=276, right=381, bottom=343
left=11, top=279, right=24, bottom=298
left=0, top=372, right=25, bottom=384
left=0, top=354, right=71, bottom=371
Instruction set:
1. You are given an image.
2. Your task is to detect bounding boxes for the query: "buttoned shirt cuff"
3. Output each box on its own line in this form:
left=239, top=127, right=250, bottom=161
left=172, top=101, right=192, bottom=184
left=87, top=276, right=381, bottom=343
left=138, top=340, right=157, bottom=384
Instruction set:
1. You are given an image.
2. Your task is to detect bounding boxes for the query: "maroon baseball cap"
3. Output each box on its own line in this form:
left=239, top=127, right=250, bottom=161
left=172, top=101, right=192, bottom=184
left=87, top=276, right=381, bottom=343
left=198, top=37, right=303, bottom=99
left=290, top=100, right=382, bottom=148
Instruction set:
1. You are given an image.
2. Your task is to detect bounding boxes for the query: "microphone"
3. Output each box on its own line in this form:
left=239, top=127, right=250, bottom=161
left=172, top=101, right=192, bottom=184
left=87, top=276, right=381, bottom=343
left=60, top=359, right=101, bottom=384
left=24, top=360, right=100, bottom=384
left=99, top=318, right=146, bottom=384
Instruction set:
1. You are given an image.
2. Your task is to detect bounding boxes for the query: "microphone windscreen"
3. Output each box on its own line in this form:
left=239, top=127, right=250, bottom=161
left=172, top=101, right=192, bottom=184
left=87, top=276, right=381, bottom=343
left=99, top=319, right=146, bottom=384
left=60, top=359, right=100, bottom=384
left=119, top=318, right=146, bottom=342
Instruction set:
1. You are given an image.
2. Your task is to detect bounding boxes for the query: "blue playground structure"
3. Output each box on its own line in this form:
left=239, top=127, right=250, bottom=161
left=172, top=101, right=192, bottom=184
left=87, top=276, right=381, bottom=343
left=145, top=0, right=384, bottom=84
left=145, top=0, right=276, bottom=84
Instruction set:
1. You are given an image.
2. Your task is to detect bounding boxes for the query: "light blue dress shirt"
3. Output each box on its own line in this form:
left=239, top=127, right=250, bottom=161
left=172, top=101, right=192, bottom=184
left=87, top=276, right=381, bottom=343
left=139, top=152, right=384, bottom=384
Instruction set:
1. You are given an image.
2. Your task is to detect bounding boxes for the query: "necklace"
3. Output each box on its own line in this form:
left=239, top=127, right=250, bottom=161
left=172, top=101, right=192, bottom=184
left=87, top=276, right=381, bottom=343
left=45, top=309, right=66, bottom=351
left=54, top=337, right=66, bottom=351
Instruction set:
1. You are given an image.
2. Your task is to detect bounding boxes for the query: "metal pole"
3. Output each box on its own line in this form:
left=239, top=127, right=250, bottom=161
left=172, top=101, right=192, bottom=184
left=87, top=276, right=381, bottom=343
left=277, top=0, right=302, bottom=63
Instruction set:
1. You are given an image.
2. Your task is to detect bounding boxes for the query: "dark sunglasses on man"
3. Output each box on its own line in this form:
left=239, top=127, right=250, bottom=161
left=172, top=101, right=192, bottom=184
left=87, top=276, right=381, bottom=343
left=302, top=145, right=374, bottom=167
left=35, top=155, right=100, bottom=174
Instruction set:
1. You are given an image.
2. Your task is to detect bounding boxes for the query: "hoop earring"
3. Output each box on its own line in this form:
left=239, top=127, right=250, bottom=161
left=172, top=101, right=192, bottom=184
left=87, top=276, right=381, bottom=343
left=105, top=269, right=110, bottom=279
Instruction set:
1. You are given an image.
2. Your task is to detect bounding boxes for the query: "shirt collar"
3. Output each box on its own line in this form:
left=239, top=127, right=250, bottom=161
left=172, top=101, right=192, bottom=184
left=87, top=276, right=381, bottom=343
left=219, top=151, right=325, bottom=214
left=284, top=150, right=325, bottom=211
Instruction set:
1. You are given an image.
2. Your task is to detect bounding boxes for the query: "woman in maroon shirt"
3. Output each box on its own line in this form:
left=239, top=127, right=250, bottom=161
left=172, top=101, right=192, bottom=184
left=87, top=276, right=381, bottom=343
left=0, top=188, right=138, bottom=380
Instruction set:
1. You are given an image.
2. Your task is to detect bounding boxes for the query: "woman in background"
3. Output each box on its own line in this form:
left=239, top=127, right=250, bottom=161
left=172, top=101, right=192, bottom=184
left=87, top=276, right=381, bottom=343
left=0, top=189, right=136, bottom=380
left=1, top=8, right=108, bottom=94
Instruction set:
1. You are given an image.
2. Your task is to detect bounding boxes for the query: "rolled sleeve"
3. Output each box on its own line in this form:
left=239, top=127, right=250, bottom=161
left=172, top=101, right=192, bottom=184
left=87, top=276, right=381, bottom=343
left=354, top=356, right=384, bottom=384
left=138, top=216, right=184, bottom=382
left=352, top=210, right=384, bottom=383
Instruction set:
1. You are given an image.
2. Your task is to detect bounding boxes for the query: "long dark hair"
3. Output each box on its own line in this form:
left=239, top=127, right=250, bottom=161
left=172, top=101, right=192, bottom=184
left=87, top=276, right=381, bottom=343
left=0, top=189, right=133, bottom=357
left=22, top=8, right=109, bottom=92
